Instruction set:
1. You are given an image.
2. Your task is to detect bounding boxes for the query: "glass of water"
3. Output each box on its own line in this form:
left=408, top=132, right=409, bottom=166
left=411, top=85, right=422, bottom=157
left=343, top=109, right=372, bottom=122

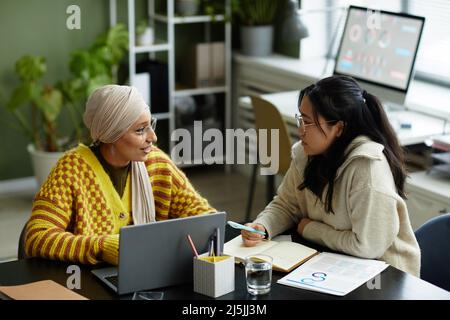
left=245, top=254, right=273, bottom=295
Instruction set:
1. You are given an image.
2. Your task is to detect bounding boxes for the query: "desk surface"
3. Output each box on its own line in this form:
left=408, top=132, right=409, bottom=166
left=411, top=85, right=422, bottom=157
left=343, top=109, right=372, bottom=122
left=234, top=53, right=450, bottom=121
left=239, top=91, right=448, bottom=146
left=1, top=229, right=449, bottom=300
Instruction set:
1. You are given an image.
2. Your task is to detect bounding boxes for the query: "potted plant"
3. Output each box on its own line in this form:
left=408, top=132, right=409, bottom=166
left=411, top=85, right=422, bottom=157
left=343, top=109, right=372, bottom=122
left=6, top=55, right=65, bottom=187
left=136, top=20, right=154, bottom=46
left=176, top=0, right=200, bottom=16
left=4, top=24, right=128, bottom=187
left=233, top=0, right=282, bottom=56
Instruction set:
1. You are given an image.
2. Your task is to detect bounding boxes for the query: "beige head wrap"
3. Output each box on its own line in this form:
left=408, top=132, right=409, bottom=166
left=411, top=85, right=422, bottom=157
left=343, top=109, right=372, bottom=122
left=84, top=84, right=155, bottom=225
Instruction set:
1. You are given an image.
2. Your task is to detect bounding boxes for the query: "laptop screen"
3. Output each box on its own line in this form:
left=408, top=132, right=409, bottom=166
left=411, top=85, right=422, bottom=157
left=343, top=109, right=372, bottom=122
left=334, top=6, right=424, bottom=93
left=111, top=212, right=226, bottom=294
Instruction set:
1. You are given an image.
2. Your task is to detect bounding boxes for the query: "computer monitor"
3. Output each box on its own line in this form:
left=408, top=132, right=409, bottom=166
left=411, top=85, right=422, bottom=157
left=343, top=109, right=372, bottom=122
left=334, top=6, right=425, bottom=106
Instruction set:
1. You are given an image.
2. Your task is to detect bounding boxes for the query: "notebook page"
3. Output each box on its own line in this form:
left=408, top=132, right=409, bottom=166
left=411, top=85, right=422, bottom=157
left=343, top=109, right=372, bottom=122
left=223, top=235, right=277, bottom=261
left=262, top=241, right=317, bottom=272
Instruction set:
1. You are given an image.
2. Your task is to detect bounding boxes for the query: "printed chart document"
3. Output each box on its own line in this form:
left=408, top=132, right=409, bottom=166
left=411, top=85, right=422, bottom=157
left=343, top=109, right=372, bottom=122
left=224, top=235, right=317, bottom=272
left=277, top=252, right=389, bottom=296
left=0, top=280, right=88, bottom=300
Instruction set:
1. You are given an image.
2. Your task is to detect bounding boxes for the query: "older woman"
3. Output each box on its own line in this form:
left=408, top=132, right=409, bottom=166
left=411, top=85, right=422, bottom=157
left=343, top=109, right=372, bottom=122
left=24, top=85, right=215, bottom=265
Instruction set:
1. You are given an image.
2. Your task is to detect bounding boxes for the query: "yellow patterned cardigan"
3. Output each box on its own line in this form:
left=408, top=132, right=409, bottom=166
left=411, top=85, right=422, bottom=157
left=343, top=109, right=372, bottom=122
left=25, top=144, right=215, bottom=265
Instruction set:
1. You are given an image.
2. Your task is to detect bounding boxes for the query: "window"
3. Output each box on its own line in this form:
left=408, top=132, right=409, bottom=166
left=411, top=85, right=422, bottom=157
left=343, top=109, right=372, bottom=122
left=406, top=0, right=450, bottom=84
left=300, top=0, right=450, bottom=86
left=299, top=0, right=401, bottom=60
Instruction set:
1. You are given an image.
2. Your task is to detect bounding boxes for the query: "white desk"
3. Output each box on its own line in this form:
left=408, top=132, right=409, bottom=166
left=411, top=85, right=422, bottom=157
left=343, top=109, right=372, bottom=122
left=239, top=91, right=447, bottom=147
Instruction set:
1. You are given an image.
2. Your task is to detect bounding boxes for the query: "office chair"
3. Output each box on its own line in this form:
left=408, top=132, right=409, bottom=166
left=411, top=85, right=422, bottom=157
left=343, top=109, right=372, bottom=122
left=414, top=213, right=450, bottom=291
left=245, top=96, right=293, bottom=222
left=17, top=222, right=28, bottom=260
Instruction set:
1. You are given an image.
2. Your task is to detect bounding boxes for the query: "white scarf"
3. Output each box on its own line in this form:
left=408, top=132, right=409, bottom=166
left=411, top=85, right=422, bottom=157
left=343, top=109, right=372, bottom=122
left=83, top=85, right=155, bottom=224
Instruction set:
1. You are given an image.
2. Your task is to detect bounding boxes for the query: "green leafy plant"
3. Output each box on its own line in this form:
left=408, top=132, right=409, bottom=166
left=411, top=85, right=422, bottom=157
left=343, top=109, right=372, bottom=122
left=5, top=24, right=128, bottom=152
left=136, top=20, right=149, bottom=36
left=61, top=23, right=128, bottom=145
left=232, top=0, right=281, bottom=26
left=7, top=55, right=63, bottom=152
left=202, top=0, right=226, bottom=21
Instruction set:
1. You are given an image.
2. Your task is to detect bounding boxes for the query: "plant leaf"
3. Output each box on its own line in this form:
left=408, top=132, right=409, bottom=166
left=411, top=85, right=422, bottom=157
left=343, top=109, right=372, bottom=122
left=16, top=55, right=46, bottom=82
left=86, top=74, right=112, bottom=96
left=106, top=24, right=129, bottom=64
left=69, top=50, right=91, bottom=78
left=35, top=87, right=63, bottom=122
left=7, top=84, right=33, bottom=111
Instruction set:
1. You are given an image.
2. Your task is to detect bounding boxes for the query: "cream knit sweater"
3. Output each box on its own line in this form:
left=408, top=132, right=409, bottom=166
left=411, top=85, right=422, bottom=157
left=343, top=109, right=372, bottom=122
left=254, top=136, right=420, bottom=276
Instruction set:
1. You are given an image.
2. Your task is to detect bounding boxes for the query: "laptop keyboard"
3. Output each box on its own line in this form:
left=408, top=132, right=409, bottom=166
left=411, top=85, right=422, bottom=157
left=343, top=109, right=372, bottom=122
left=105, top=275, right=119, bottom=288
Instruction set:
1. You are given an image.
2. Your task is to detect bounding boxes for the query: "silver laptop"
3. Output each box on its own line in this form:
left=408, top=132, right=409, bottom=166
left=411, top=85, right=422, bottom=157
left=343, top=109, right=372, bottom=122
left=91, top=212, right=226, bottom=295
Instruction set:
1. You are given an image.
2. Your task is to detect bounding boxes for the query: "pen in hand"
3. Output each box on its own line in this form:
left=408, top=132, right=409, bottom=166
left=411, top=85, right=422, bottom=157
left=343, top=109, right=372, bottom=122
left=227, top=221, right=266, bottom=236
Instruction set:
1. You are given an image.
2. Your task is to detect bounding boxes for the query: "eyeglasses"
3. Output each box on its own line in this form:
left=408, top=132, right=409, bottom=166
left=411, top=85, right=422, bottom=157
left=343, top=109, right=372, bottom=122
left=135, top=118, right=157, bottom=137
left=295, top=113, right=337, bottom=135
left=151, top=117, right=157, bottom=131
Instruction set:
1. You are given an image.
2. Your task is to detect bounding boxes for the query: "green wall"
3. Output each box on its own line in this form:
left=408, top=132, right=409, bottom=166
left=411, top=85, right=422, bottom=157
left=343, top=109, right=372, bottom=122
left=0, top=0, right=134, bottom=180
left=0, top=0, right=293, bottom=181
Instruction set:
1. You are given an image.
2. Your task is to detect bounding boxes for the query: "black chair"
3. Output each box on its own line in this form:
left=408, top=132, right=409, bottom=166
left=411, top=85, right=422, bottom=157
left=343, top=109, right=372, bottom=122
left=415, top=213, right=450, bottom=291
left=17, top=222, right=28, bottom=260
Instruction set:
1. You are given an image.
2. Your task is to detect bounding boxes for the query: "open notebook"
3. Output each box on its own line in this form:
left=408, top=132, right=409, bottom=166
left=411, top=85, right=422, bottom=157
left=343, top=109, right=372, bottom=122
left=224, top=235, right=318, bottom=272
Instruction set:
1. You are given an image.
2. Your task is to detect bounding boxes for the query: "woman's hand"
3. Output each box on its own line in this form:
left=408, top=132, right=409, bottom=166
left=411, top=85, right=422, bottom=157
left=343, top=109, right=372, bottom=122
left=241, top=223, right=267, bottom=247
left=297, top=218, right=312, bottom=236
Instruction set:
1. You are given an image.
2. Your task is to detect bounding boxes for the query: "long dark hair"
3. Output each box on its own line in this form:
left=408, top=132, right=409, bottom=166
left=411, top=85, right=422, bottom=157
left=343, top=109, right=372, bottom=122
left=298, top=75, right=407, bottom=213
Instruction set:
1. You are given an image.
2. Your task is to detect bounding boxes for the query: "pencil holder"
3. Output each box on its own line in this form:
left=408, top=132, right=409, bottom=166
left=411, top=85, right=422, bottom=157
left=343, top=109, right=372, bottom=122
left=193, top=254, right=235, bottom=298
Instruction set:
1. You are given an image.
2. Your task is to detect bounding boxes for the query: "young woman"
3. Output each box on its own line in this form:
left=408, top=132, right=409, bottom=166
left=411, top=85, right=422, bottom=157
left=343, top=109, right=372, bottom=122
left=24, top=85, right=215, bottom=265
left=242, top=75, right=420, bottom=276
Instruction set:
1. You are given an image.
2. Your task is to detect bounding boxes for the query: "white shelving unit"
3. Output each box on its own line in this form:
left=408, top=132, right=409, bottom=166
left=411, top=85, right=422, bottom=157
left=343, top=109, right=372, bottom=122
left=109, top=0, right=231, bottom=166
left=151, top=13, right=225, bottom=24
